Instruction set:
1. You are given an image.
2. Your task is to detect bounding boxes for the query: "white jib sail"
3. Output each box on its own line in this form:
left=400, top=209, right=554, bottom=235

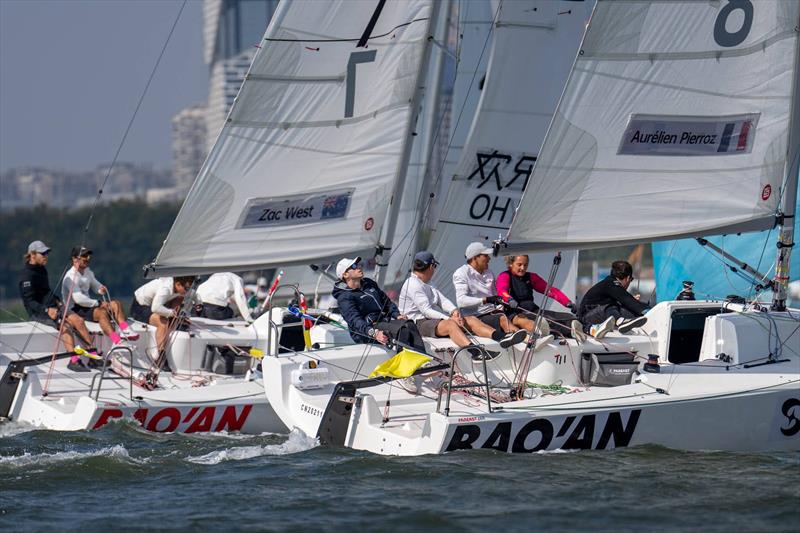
left=506, top=0, right=799, bottom=252
left=428, top=0, right=594, bottom=303
left=149, top=0, right=434, bottom=276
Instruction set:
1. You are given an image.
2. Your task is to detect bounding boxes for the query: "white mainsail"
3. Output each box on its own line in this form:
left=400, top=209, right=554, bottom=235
left=149, top=0, right=434, bottom=276
left=506, top=0, right=799, bottom=252
left=428, top=0, right=594, bottom=302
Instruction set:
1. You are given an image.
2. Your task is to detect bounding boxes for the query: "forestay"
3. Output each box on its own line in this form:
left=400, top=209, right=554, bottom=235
left=148, top=0, right=434, bottom=276
left=428, top=0, right=593, bottom=302
left=506, top=0, right=800, bottom=252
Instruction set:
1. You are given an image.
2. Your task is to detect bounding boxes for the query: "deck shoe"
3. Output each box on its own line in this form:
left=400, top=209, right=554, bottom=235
left=570, top=320, right=588, bottom=343
left=468, top=346, right=500, bottom=361
left=535, top=319, right=550, bottom=337
left=86, top=358, right=106, bottom=370
left=617, top=316, right=647, bottom=334
left=589, top=316, right=615, bottom=339
left=67, top=359, right=90, bottom=372
left=499, top=329, right=528, bottom=348
left=120, top=328, right=140, bottom=341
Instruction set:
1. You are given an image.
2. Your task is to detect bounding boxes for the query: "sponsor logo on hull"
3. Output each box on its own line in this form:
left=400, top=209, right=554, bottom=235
left=445, top=410, right=641, bottom=453
left=92, top=404, right=253, bottom=433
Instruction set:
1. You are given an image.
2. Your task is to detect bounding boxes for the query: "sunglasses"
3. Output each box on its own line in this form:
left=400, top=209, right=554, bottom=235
left=349, top=262, right=363, bottom=271
left=39, top=250, right=50, bottom=256
left=78, top=256, right=91, bottom=262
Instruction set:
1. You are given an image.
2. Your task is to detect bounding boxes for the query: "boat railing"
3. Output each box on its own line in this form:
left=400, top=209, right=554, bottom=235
left=265, top=284, right=303, bottom=356
left=437, top=345, right=494, bottom=416
left=89, top=345, right=135, bottom=401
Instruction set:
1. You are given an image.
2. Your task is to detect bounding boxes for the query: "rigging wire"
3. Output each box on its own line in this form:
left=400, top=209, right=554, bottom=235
left=7, top=1, right=188, bottom=382
left=80, top=0, right=188, bottom=248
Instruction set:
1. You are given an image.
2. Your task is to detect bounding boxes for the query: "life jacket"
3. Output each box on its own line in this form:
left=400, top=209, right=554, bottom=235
left=501, top=270, right=537, bottom=311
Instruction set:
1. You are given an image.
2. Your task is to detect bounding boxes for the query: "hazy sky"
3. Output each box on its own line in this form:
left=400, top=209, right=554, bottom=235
left=0, top=0, right=208, bottom=172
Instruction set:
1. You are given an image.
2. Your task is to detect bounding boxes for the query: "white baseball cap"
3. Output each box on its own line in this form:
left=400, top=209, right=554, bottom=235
left=465, top=242, right=493, bottom=261
left=28, top=240, right=50, bottom=254
left=335, top=256, right=362, bottom=279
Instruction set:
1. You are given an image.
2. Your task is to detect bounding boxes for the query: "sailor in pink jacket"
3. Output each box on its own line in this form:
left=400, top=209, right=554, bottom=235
left=496, top=254, right=580, bottom=338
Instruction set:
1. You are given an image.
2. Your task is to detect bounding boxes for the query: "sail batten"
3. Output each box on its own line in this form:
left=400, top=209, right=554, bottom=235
left=506, top=0, right=799, bottom=252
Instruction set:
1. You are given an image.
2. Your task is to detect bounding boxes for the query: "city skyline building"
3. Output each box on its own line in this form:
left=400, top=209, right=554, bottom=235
left=171, top=103, right=208, bottom=189
left=203, top=0, right=278, bottom=152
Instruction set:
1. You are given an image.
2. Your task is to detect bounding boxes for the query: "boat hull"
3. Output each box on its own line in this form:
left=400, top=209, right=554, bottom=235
left=263, top=302, right=800, bottom=455
left=1, top=317, right=288, bottom=435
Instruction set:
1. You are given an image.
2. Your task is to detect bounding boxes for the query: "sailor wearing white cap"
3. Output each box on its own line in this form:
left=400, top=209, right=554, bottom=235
left=332, top=257, right=426, bottom=352
left=452, top=242, right=527, bottom=347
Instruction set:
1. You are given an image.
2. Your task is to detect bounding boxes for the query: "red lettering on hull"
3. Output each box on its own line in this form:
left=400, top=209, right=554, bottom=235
left=146, top=407, right=181, bottom=432
left=215, top=405, right=253, bottom=432
left=186, top=407, right=216, bottom=433
left=91, top=404, right=255, bottom=433
left=92, top=409, right=124, bottom=429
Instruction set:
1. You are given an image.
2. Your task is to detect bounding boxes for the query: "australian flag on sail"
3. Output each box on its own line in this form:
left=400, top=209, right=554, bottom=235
left=321, top=193, right=351, bottom=220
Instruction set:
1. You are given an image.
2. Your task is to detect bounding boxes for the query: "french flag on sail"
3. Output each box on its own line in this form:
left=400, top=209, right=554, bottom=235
left=718, top=120, right=754, bottom=153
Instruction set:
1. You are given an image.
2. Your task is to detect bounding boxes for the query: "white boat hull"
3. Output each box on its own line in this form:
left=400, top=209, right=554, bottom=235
left=263, top=301, right=800, bottom=455
left=1, top=312, right=295, bottom=434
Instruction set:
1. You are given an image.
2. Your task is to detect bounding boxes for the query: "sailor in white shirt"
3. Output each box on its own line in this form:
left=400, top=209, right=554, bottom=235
left=399, top=251, right=524, bottom=360
left=196, top=272, right=254, bottom=322
left=453, top=242, right=522, bottom=340
left=131, top=275, right=196, bottom=359
left=62, top=246, right=139, bottom=345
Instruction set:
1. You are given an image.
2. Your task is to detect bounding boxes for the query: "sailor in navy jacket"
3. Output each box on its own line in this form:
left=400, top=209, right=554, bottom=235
left=332, top=277, right=399, bottom=344
left=331, top=256, right=426, bottom=353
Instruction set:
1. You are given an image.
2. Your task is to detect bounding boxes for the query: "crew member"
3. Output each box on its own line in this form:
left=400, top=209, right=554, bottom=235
left=453, top=242, right=527, bottom=346
left=62, top=246, right=140, bottom=346
left=579, top=260, right=649, bottom=338
left=131, top=276, right=196, bottom=364
left=399, top=251, right=521, bottom=361
left=332, top=256, right=426, bottom=353
left=19, top=240, right=96, bottom=372
left=195, top=272, right=254, bottom=322
left=496, top=254, right=580, bottom=338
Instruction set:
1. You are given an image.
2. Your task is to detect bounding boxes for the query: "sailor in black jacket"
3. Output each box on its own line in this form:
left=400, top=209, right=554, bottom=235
left=19, top=240, right=94, bottom=365
left=579, top=260, right=649, bottom=336
left=331, top=257, right=426, bottom=353
left=20, top=241, right=64, bottom=322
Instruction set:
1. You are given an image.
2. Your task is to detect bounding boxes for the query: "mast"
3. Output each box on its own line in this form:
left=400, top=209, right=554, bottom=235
left=374, top=2, right=441, bottom=285
left=772, top=25, right=800, bottom=311
left=411, top=0, right=451, bottom=255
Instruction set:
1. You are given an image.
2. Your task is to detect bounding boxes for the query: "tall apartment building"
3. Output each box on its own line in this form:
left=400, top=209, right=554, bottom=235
left=171, top=104, right=208, bottom=188
left=203, top=0, right=279, bottom=152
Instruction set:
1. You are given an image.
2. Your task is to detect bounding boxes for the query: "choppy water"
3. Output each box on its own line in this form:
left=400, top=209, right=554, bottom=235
left=1, top=420, right=797, bottom=532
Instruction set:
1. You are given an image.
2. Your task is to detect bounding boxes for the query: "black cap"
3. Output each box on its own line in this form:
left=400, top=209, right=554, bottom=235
left=71, top=246, right=92, bottom=258
left=413, top=250, right=438, bottom=267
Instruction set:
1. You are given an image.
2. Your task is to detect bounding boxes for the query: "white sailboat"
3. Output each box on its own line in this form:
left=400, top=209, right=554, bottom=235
left=0, top=0, right=438, bottom=434
left=262, top=0, right=800, bottom=455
